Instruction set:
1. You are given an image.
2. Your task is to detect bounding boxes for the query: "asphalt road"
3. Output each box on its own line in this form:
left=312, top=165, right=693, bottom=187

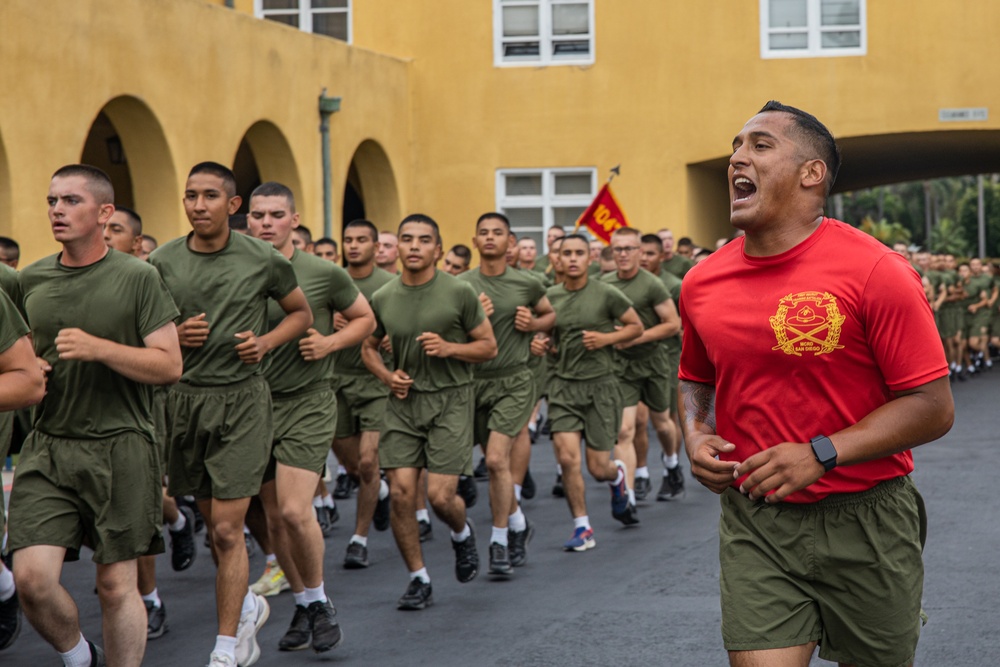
left=4, top=370, right=999, bottom=666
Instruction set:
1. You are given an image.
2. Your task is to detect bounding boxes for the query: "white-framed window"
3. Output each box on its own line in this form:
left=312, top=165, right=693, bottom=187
left=760, top=0, right=865, bottom=59
left=493, top=0, right=595, bottom=67
left=496, top=168, right=597, bottom=251
left=255, top=0, right=351, bottom=43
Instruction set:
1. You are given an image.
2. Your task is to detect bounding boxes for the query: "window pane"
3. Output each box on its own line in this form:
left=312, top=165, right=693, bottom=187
left=553, top=173, right=592, bottom=196
left=264, top=13, right=299, bottom=28
left=504, top=208, right=544, bottom=229
left=553, top=206, right=586, bottom=228
left=552, top=40, right=590, bottom=57
left=769, top=31, right=808, bottom=49
left=821, top=0, right=859, bottom=26
left=264, top=0, right=298, bottom=9
left=313, top=12, right=348, bottom=39
left=504, top=41, right=541, bottom=58
left=768, top=0, right=807, bottom=28
left=821, top=30, right=860, bottom=48
left=505, top=175, right=543, bottom=196
left=513, top=229, right=545, bottom=250
left=503, top=6, right=540, bottom=37
left=312, top=0, right=348, bottom=7
left=552, top=3, right=589, bottom=35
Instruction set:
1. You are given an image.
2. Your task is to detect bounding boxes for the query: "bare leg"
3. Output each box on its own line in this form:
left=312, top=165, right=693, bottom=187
left=729, top=642, right=817, bottom=667
left=162, top=491, right=179, bottom=525
left=552, top=432, right=587, bottom=518
left=353, top=431, right=381, bottom=538
left=198, top=497, right=252, bottom=637
left=634, top=402, right=651, bottom=470
left=259, top=479, right=302, bottom=592
left=613, top=405, right=638, bottom=490
left=244, top=495, right=270, bottom=556
left=509, top=425, right=531, bottom=514
left=13, top=545, right=80, bottom=652
left=426, top=473, right=467, bottom=533
left=386, top=468, right=423, bottom=572
left=96, top=559, right=146, bottom=666
left=585, top=447, right=618, bottom=482
left=485, top=431, right=516, bottom=530
left=274, top=466, right=326, bottom=590
left=137, top=555, right=156, bottom=597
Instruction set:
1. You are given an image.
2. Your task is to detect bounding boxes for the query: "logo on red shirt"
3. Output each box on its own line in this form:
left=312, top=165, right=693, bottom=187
left=769, top=291, right=846, bottom=357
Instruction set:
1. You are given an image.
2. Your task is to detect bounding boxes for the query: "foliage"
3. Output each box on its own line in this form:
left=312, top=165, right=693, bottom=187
left=928, top=217, right=971, bottom=256
left=857, top=216, right=911, bottom=245
left=956, top=180, right=1000, bottom=257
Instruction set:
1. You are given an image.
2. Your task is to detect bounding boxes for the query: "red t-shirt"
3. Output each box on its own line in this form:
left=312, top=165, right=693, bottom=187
left=678, top=218, right=948, bottom=503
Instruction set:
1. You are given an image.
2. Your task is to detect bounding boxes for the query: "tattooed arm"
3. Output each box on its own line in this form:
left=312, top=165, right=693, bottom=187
left=678, top=380, right=738, bottom=494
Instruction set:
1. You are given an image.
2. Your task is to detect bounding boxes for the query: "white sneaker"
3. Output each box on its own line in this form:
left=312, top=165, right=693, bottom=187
left=207, top=652, right=236, bottom=667
left=235, top=594, right=269, bottom=666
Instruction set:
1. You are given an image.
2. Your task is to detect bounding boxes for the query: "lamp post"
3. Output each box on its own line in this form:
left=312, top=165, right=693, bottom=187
left=319, top=89, right=342, bottom=240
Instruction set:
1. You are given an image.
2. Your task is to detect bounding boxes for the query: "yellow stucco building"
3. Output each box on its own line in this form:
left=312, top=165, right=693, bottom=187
left=3, top=0, right=1000, bottom=263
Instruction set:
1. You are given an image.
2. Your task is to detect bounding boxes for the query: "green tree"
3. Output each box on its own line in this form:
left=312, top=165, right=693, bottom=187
left=956, top=180, right=1000, bottom=257
left=858, top=216, right=911, bottom=245
left=929, top=217, right=972, bottom=256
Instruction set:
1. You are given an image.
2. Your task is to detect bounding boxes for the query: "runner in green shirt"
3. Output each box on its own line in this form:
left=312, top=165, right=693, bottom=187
left=362, top=214, right=496, bottom=610
left=248, top=182, right=374, bottom=653
left=964, top=257, right=993, bottom=372
left=460, top=212, right=555, bottom=575
left=657, top=228, right=694, bottom=278
left=150, top=162, right=312, bottom=667
left=602, top=228, right=680, bottom=514
left=11, top=165, right=180, bottom=667
left=543, top=234, right=642, bottom=551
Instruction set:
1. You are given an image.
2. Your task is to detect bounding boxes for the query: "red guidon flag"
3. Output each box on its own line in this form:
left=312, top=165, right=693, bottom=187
left=575, top=183, right=630, bottom=244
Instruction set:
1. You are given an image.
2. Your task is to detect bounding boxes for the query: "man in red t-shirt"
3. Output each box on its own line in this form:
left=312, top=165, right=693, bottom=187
left=678, top=101, right=954, bottom=667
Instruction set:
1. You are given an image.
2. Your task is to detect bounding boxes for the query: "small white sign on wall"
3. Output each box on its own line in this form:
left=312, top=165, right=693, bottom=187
left=939, top=108, right=988, bottom=122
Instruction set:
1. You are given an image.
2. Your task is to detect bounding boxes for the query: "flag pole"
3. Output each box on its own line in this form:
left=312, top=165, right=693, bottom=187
left=608, top=164, right=621, bottom=184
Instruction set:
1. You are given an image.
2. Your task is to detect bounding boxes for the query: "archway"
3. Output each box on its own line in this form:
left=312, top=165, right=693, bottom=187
left=0, top=131, right=11, bottom=239
left=344, top=140, right=399, bottom=235
left=80, top=96, right=179, bottom=244
left=232, top=121, right=302, bottom=218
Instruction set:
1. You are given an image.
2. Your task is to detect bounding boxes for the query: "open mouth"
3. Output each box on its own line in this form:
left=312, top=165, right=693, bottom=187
left=733, top=176, right=757, bottom=203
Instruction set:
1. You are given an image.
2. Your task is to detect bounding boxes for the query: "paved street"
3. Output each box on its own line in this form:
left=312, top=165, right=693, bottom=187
left=4, top=371, right=999, bottom=666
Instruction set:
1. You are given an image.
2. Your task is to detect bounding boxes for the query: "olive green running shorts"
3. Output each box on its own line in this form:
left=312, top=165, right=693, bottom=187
left=473, top=366, right=536, bottom=444
left=666, top=347, right=680, bottom=417
left=719, top=476, right=926, bottom=666
left=7, top=430, right=164, bottom=564
left=333, top=372, right=388, bottom=439
left=264, top=382, right=337, bottom=479
left=529, top=354, right=548, bottom=402
left=937, top=305, right=964, bottom=338
left=380, top=385, right=474, bottom=475
left=0, top=410, right=14, bottom=532
left=166, top=376, right=273, bottom=501
left=618, top=349, right=671, bottom=413
left=548, top=375, right=623, bottom=451
left=152, top=385, right=169, bottom=468
left=966, top=309, right=991, bottom=337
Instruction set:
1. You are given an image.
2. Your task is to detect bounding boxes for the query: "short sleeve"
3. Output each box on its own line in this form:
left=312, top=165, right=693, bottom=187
left=677, top=285, right=716, bottom=384
left=861, top=254, right=948, bottom=392
left=137, top=265, right=181, bottom=339
left=604, top=283, right=633, bottom=320
left=0, top=289, right=28, bottom=355
left=459, top=282, right=486, bottom=332
left=648, top=277, right=670, bottom=306
left=328, top=264, right=361, bottom=312
left=267, top=246, right=299, bottom=301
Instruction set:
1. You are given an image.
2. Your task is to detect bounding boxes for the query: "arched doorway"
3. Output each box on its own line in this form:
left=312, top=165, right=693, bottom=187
left=80, top=96, right=179, bottom=243
left=232, top=121, right=302, bottom=216
left=0, top=131, right=12, bottom=238
left=344, top=140, right=400, bottom=235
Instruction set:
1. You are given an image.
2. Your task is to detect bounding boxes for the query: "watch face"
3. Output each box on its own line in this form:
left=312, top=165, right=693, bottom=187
left=811, top=436, right=837, bottom=471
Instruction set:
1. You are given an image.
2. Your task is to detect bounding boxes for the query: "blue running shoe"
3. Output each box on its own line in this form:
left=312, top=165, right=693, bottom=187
left=563, top=526, right=596, bottom=552
left=610, top=460, right=629, bottom=516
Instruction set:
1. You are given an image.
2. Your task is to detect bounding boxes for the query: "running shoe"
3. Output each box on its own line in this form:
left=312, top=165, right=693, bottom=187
left=169, top=506, right=197, bottom=571
left=316, top=506, right=336, bottom=538
left=145, top=600, right=168, bottom=640
left=397, top=578, right=433, bottom=611
left=250, top=562, right=290, bottom=597
left=235, top=593, right=269, bottom=667
left=508, top=519, right=535, bottom=567
left=551, top=474, right=564, bottom=498
left=521, top=468, right=536, bottom=500
left=333, top=474, right=354, bottom=499
left=418, top=518, right=433, bottom=542
left=488, top=542, right=513, bottom=577
left=610, top=460, right=631, bottom=523
left=457, top=475, right=478, bottom=509
left=278, top=605, right=310, bottom=651
left=474, top=457, right=489, bottom=480
left=658, top=465, right=686, bottom=501
left=0, top=590, right=20, bottom=650
left=88, top=641, right=107, bottom=667
left=343, top=541, right=369, bottom=569
left=563, top=526, right=596, bottom=552
left=307, top=598, right=343, bottom=652
left=207, top=652, right=235, bottom=667
left=634, top=476, right=652, bottom=501
left=451, top=521, right=480, bottom=583
left=373, top=481, right=391, bottom=532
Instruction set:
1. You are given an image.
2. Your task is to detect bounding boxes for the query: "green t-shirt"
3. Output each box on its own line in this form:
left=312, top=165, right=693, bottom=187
left=333, top=266, right=396, bottom=373
left=546, top=278, right=632, bottom=381
left=937, top=271, right=960, bottom=310
left=657, top=268, right=683, bottom=353
left=20, top=250, right=179, bottom=440
left=0, top=263, right=22, bottom=308
left=371, top=270, right=486, bottom=392
left=965, top=274, right=993, bottom=309
left=265, top=249, right=360, bottom=393
left=924, top=269, right=942, bottom=290
left=534, top=256, right=550, bottom=274
left=661, top=254, right=693, bottom=279
left=150, top=231, right=298, bottom=386
left=459, top=267, right=547, bottom=373
left=0, top=289, right=28, bottom=354
left=601, top=269, right=670, bottom=360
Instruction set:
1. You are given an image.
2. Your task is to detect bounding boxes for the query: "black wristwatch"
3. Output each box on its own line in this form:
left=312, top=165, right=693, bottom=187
left=810, top=435, right=838, bottom=472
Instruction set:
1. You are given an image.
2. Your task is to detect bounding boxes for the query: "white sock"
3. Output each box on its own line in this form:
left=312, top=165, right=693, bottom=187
left=59, top=634, right=91, bottom=667
left=450, top=522, right=471, bottom=543
left=213, top=635, right=237, bottom=661
left=635, top=466, right=650, bottom=479
left=508, top=508, right=527, bottom=533
left=312, top=496, right=324, bottom=509
left=322, top=495, right=335, bottom=509
left=573, top=515, right=590, bottom=530
left=665, top=454, right=679, bottom=469
left=513, top=484, right=523, bottom=501
left=627, top=488, right=636, bottom=505
left=303, top=584, right=326, bottom=605
left=241, top=589, right=257, bottom=616
left=491, top=526, right=508, bottom=546
left=410, top=567, right=430, bottom=583
left=609, top=465, right=624, bottom=487
left=293, top=591, right=307, bottom=607
left=337, top=465, right=347, bottom=475
left=378, top=479, right=389, bottom=500
left=350, top=534, right=368, bottom=547
left=416, top=509, right=430, bottom=522
left=556, top=464, right=563, bottom=474
left=0, top=565, right=15, bottom=602
left=167, top=511, right=187, bottom=532
left=141, top=588, right=161, bottom=609
left=265, top=553, right=277, bottom=565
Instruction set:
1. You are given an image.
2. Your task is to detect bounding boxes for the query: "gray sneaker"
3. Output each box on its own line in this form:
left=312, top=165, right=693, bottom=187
left=343, top=541, right=369, bottom=569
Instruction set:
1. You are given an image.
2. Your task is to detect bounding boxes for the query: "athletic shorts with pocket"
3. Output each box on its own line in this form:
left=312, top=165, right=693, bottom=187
left=719, top=476, right=926, bottom=667
left=618, top=348, right=671, bottom=413
left=379, top=385, right=474, bottom=475
left=166, top=376, right=273, bottom=500
left=547, top=375, right=623, bottom=451
left=473, top=365, right=536, bottom=445
left=265, top=382, right=337, bottom=479
left=333, top=372, right=388, bottom=439
left=7, top=430, right=164, bottom=564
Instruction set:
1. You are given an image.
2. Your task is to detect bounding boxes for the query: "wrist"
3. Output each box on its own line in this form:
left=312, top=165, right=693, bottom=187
left=809, top=435, right=838, bottom=472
